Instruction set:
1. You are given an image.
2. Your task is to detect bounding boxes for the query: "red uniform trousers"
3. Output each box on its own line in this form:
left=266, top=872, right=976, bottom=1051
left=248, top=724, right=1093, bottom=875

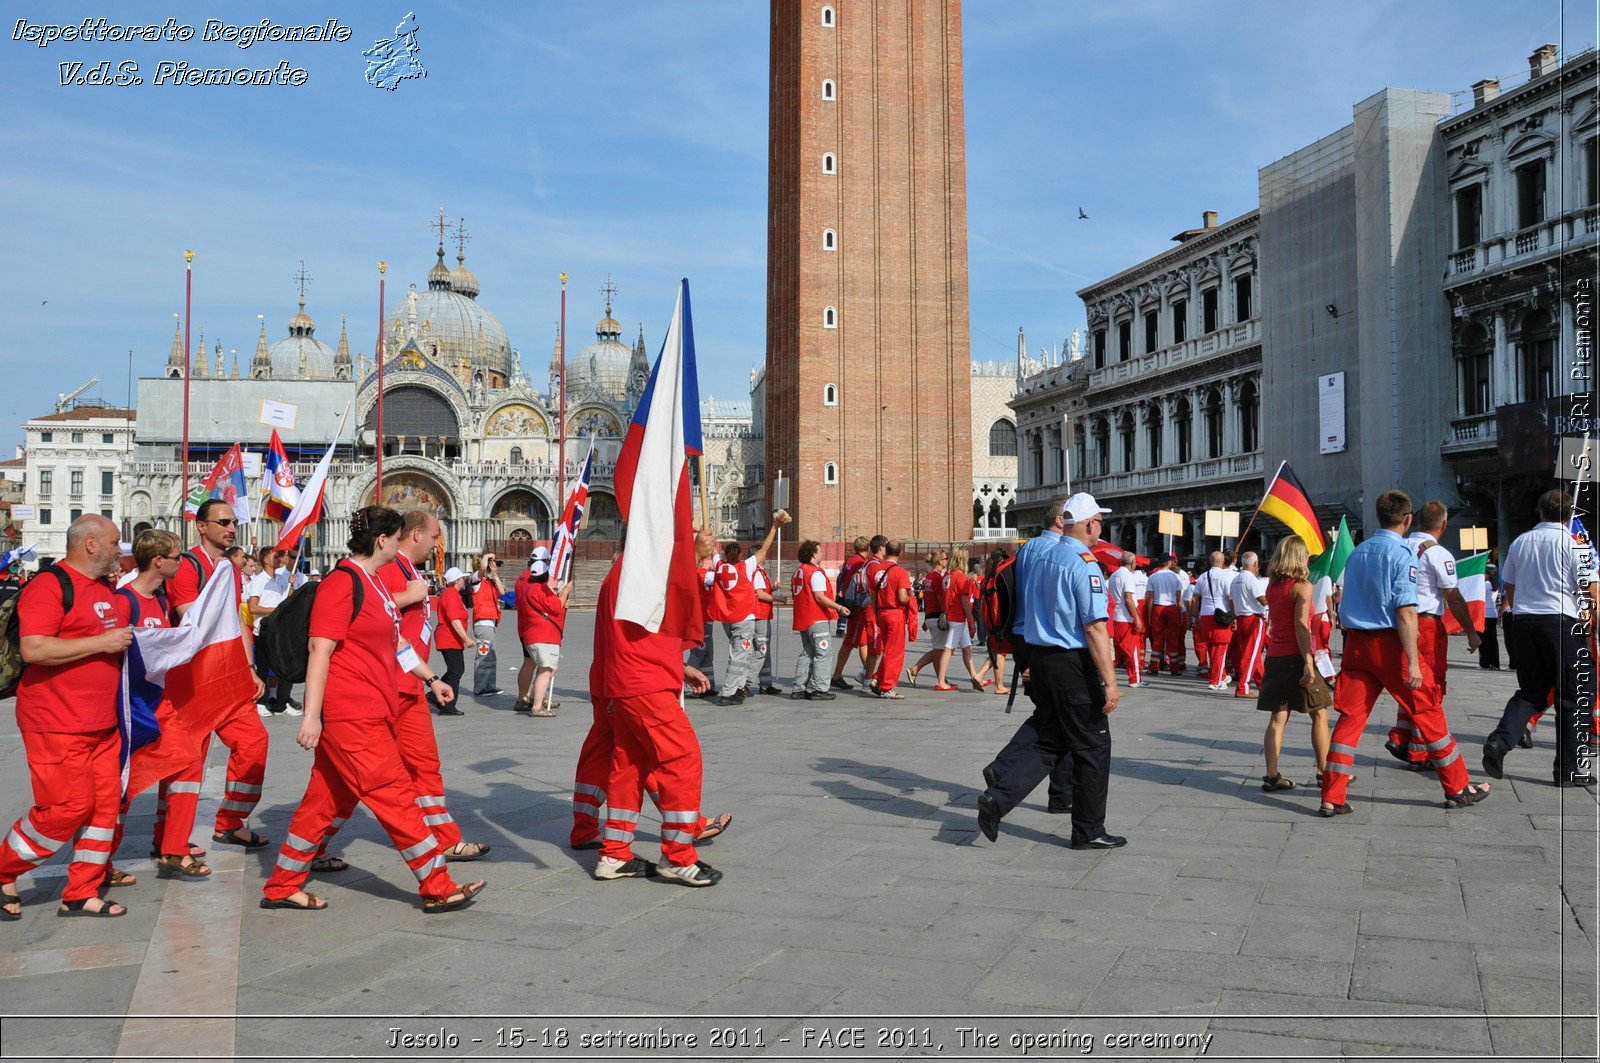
left=845, top=608, right=879, bottom=652
left=1193, top=616, right=1209, bottom=673
left=1197, top=617, right=1233, bottom=685
left=1110, top=620, right=1143, bottom=685
left=150, top=739, right=208, bottom=857
left=264, top=716, right=457, bottom=902
left=873, top=610, right=909, bottom=692
left=600, top=692, right=704, bottom=869
left=1322, top=630, right=1469, bottom=805
left=1151, top=605, right=1185, bottom=673
left=1231, top=614, right=1267, bottom=695
left=1312, top=613, right=1332, bottom=653
left=1139, top=600, right=1153, bottom=665
left=0, top=728, right=121, bottom=902
left=212, top=701, right=269, bottom=834
left=573, top=699, right=700, bottom=847
left=1387, top=617, right=1450, bottom=765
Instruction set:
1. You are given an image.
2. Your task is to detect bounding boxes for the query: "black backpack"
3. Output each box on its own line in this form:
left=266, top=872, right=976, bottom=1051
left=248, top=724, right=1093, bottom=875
left=0, top=566, right=76, bottom=700
left=254, top=565, right=363, bottom=685
left=840, top=562, right=874, bottom=611
left=981, top=555, right=1017, bottom=640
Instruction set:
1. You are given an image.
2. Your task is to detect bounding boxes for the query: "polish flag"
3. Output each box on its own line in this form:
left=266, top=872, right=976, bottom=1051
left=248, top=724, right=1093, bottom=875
left=120, top=560, right=256, bottom=798
left=612, top=279, right=704, bottom=640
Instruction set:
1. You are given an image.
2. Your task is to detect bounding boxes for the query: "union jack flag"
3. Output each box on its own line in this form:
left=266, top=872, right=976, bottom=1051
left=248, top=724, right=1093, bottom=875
left=549, top=435, right=595, bottom=586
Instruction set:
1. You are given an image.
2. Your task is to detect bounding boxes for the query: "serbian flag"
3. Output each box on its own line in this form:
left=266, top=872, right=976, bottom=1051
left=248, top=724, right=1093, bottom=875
left=550, top=434, right=595, bottom=586
left=262, top=430, right=301, bottom=523
left=184, top=444, right=251, bottom=524
left=1255, top=460, right=1327, bottom=555
left=119, top=560, right=255, bottom=798
left=1443, top=552, right=1490, bottom=634
left=1090, top=541, right=1149, bottom=572
left=275, top=434, right=337, bottom=551
left=613, top=279, right=704, bottom=639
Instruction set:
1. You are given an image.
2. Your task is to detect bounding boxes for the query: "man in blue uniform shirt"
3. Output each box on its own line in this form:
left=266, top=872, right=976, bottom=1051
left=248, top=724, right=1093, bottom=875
left=978, top=493, right=1125, bottom=850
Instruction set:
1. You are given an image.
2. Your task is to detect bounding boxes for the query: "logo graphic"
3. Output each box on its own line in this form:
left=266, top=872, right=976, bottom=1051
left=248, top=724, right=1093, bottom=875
left=1444, top=560, right=1455, bottom=575
left=94, top=601, right=113, bottom=620
left=1089, top=575, right=1103, bottom=591
left=363, top=12, right=426, bottom=91
left=1408, top=565, right=1418, bottom=583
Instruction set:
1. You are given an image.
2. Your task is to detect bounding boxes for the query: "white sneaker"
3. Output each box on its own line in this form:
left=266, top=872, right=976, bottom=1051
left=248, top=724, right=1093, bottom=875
left=593, top=856, right=653, bottom=881
left=1127, top=681, right=1147, bottom=689
left=282, top=706, right=304, bottom=717
left=653, top=860, right=723, bottom=887
left=257, top=703, right=271, bottom=716
left=1207, top=683, right=1226, bottom=691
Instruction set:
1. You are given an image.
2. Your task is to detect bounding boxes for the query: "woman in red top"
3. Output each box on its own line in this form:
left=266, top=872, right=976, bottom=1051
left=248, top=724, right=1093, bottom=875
left=431, top=567, right=471, bottom=714
left=907, top=549, right=950, bottom=689
left=942, top=547, right=990, bottom=691
left=261, top=506, right=484, bottom=914
left=1255, top=535, right=1331, bottom=793
left=515, top=549, right=570, bottom=717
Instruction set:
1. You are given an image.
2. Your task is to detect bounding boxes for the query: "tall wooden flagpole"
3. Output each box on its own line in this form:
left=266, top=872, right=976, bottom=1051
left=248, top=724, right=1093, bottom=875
left=181, top=250, right=194, bottom=546
left=376, top=261, right=387, bottom=496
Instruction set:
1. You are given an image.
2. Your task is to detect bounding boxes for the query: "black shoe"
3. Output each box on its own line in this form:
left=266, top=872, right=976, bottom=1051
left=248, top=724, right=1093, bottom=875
left=1047, top=799, right=1074, bottom=815
left=714, top=695, right=742, bottom=707
left=759, top=685, right=782, bottom=696
left=475, top=688, right=503, bottom=697
left=1071, top=833, right=1128, bottom=851
left=1383, top=739, right=1410, bottom=763
left=1518, top=727, right=1535, bottom=749
left=512, top=699, right=533, bottom=715
left=808, top=691, right=837, bottom=701
left=788, top=692, right=811, bottom=701
left=436, top=706, right=465, bottom=716
left=831, top=677, right=853, bottom=691
left=981, top=765, right=999, bottom=788
left=1482, top=740, right=1507, bottom=780
left=285, top=696, right=302, bottom=710
left=976, top=793, right=1001, bottom=842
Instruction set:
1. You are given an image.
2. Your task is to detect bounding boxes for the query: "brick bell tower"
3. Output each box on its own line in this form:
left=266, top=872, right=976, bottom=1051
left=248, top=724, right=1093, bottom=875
left=765, top=0, right=974, bottom=543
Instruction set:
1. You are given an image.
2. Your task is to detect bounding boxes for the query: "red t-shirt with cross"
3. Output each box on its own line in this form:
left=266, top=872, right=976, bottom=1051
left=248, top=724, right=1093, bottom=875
left=791, top=562, right=835, bottom=630
left=309, top=561, right=400, bottom=722
left=16, top=565, right=124, bottom=733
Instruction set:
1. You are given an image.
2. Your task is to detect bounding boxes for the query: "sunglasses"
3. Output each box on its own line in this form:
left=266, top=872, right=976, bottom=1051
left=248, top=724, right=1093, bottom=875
left=204, top=518, right=239, bottom=527
left=160, top=554, right=182, bottom=562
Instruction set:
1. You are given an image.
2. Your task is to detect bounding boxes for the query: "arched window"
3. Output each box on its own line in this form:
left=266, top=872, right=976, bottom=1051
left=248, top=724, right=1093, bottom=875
left=988, top=498, right=1003, bottom=529
left=988, top=418, right=1018, bottom=456
left=823, top=306, right=837, bottom=328
left=1174, top=396, right=1192, bottom=463
left=1118, top=411, right=1135, bottom=472
left=823, top=228, right=837, bottom=251
left=508, top=446, right=523, bottom=464
left=1093, top=419, right=1110, bottom=477
left=973, top=499, right=984, bottom=529
left=823, top=461, right=839, bottom=484
left=1239, top=380, right=1259, bottom=452
left=821, top=5, right=835, bottom=26
left=823, top=382, right=838, bottom=406
left=822, top=152, right=836, bottom=174
left=1203, top=389, right=1224, bottom=458
left=1456, top=322, right=1493, bottom=416
left=1517, top=309, right=1556, bottom=402
left=1146, top=408, right=1163, bottom=465
left=822, top=78, right=836, bottom=101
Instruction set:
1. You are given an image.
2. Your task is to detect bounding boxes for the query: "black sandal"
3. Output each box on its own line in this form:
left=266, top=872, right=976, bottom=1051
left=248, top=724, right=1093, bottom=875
left=697, top=813, right=734, bottom=842
left=212, top=829, right=269, bottom=850
left=0, top=889, right=20, bottom=921
left=259, top=892, right=327, bottom=911
left=424, top=880, right=485, bottom=914
left=310, top=856, right=349, bottom=873
left=1318, top=802, right=1352, bottom=818
left=58, top=898, right=127, bottom=918
left=1261, top=775, right=1297, bottom=792
left=1444, top=783, right=1491, bottom=809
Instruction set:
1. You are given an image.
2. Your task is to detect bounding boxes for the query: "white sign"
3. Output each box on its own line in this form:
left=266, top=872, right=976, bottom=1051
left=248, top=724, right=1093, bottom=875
left=1318, top=372, right=1346, bottom=454
left=257, top=399, right=299, bottom=431
left=242, top=452, right=263, bottom=478
left=10, top=505, right=35, bottom=521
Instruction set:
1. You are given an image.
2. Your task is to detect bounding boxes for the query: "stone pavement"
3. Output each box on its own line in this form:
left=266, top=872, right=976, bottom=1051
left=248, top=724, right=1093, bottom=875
left=0, top=615, right=1594, bottom=1062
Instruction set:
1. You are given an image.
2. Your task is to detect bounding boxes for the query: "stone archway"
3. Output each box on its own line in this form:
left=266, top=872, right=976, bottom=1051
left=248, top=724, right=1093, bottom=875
left=585, top=490, right=622, bottom=540
left=489, top=486, right=553, bottom=539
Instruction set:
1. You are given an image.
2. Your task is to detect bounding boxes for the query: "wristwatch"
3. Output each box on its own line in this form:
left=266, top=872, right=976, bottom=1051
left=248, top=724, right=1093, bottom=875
left=424, top=674, right=442, bottom=685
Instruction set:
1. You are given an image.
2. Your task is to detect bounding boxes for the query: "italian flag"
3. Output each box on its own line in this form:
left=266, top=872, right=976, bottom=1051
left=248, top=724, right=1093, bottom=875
left=1443, top=551, right=1490, bottom=634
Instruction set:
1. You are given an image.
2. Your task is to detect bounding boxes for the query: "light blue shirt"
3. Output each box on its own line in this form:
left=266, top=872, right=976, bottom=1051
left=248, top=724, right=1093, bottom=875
left=1338, top=528, right=1419, bottom=631
left=1018, top=535, right=1109, bottom=650
left=1010, top=529, right=1063, bottom=636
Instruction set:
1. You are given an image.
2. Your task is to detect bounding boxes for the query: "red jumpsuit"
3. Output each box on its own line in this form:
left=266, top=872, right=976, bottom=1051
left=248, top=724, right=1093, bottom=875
left=590, top=558, right=707, bottom=870
left=0, top=565, right=125, bottom=903
left=1196, top=617, right=1232, bottom=685
left=263, top=561, right=459, bottom=904
left=872, top=561, right=914, bottom=692
left=843, top=556, right=882, bottom=653
left=1387, top=616, right=1451, bottom=766
left=167, top=548, right=268, bottom=837
left=1231, top=613, right=1268, bottom=695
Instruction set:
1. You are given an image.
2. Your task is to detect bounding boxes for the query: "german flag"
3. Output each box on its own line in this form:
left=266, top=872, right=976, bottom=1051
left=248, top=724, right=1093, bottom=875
left=1256, top=461, right=1328, bottom=555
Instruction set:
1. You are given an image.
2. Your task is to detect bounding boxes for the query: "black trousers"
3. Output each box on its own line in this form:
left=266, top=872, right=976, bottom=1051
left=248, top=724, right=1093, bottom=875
left=1488, top=615, right=1595, bottom=782
left=436, top=648, right=465, bottom=708
left=983, top=646, right=1111, bottom=844
left=1503, top=613, right=1518, bottom=670
left=1478, top=618, right=1501, bottom=669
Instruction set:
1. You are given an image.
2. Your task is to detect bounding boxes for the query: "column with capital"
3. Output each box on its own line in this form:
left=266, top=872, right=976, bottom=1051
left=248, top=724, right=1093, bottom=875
left=1216, top=254, right=1233, bottom=331
left=1133, top=404, right=1150, bottom=472
left=1491, top=308, right=1514, bottom=407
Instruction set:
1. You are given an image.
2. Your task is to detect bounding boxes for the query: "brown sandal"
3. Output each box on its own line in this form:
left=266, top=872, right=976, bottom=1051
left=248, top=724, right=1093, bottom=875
left=259, top=892, right=327, bottom=911
left=442, top=842, right=491, bottom=863
left=0, top=888, right=20, bottom=921
left=156, top=855, right=212, bottom=879
left=107, top=868, right=138, bottom=888
left=1261, top=774, right=1297, bottom=792
left=424, top=880, right=485, bottom=914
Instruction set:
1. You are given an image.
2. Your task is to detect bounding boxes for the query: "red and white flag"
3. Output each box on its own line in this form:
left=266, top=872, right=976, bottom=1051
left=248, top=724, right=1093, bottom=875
left=274, top=405, right=349, bottom=552
left=613, top=279, right=704, bottom=639
left=550, top=434, right=595, bottom=587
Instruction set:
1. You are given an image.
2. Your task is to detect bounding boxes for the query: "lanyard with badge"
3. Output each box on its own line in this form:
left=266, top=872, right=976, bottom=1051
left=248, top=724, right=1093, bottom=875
left=398, top=555, right=433, bottom=645
left=351, top=561, right=418, bottom=673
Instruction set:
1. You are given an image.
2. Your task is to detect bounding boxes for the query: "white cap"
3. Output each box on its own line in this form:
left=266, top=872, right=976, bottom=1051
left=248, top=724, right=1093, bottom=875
left=528, top=559, right=550, bottom=578
left=1063, top=492, right=1111, bottom=525
left=443, top=566, right=466, bottom=583
left=309, top=568, right=322, bottom=576
left=530, top=545, right=552, bottom=561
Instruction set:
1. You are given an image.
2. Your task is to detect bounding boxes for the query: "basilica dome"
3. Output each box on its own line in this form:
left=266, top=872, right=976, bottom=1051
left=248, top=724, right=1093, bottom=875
left=385, top=248, right=512, bottom=379
left=569, top=308, right=635, bottom=402
left=267, top=297, right=338, bottom=378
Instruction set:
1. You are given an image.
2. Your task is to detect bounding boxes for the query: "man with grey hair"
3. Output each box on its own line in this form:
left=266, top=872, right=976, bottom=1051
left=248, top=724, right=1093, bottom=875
left=1192, top=550, right=1238, bottom=689
left=0, top=516, right=134, bottom=918
left=1227, top=551, right=1268, bottom=697
left=1106, top=551, right=1145, bottom=687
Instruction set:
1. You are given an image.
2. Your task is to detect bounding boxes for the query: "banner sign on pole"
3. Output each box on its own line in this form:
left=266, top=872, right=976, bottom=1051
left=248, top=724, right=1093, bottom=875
left=1204, top=509, right=1239, bottom=539
left=1318, top=372, right=1347, bottom=454
left=1157, top=510, right=1183, bottom=537
left=1459, top=526, right=1489, bottom=553
left=257, top=399, right=299, bottom=431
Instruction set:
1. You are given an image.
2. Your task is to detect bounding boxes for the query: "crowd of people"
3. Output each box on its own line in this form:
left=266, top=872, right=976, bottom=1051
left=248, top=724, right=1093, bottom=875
left=0, top=484, right=1591, bottom=919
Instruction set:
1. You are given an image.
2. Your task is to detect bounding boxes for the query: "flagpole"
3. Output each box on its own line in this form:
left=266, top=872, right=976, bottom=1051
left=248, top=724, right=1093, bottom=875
left=1237, top=458, right=1285, bottom=552
left=181, top=250, right=194, bottom=547
left=376, top=261, right=387, bottom=495
left=558, top=273, right=568, bottom=536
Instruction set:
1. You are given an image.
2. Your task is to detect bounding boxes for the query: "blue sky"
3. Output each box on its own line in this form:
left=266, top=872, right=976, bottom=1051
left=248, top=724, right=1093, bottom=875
left=0, top=1, right=1585, bottom=441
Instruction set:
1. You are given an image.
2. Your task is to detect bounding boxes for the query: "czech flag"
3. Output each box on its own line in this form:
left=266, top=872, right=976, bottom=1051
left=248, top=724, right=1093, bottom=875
left=184, top=444, right=251, bottom=524
left=550, top=434, right=595, bottom=587
left=1255, top=461, right=1327, bottom=555
left=119, top=560, right=256, bottom=798
left=613, top=279, right=704, bottom=640
left=262, top=429, right=301, bottom=523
